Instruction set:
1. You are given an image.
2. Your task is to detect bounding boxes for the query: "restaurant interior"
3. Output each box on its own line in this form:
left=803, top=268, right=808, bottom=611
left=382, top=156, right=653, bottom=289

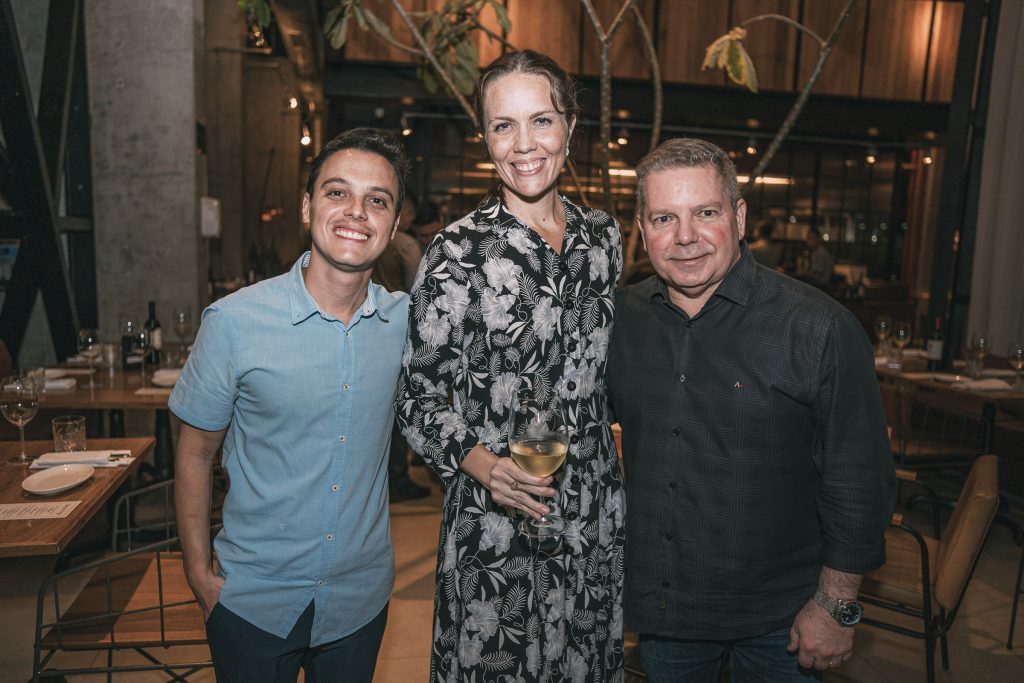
left=1, top=0, right=1023, bottom=681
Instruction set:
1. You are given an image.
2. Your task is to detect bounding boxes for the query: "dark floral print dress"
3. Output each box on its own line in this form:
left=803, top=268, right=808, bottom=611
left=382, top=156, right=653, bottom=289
left=396, top=194, right=625, bottom=683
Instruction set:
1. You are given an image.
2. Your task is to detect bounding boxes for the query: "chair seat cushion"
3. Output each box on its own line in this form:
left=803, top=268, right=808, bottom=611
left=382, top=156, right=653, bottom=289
left=860, top=529, right=939, bottom=611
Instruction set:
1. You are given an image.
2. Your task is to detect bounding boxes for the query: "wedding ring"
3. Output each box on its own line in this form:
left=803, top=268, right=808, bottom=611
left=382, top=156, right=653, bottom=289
left=510, top=480, right=520, bottom=491
left=828, top=658, right=836, bottom=668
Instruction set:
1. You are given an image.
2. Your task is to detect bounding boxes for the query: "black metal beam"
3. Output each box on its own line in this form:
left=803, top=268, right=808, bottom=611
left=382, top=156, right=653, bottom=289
left=0, top=0, right=78, bottom=359
left=64, top=2, right=97, bottom=329
left=37, top=0, right=79, bottom=194
left=928, top=0, right=999, bottom=368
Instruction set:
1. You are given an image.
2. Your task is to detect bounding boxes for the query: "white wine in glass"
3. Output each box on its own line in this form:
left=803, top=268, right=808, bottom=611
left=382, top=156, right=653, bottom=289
left=2, top=375, right=39, bottom=465
left=508, top=389, right=569, bottom=548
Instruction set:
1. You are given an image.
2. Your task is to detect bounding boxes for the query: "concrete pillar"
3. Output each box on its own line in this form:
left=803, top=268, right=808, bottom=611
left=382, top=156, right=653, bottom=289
left=85, top=0, right=204, bottom=341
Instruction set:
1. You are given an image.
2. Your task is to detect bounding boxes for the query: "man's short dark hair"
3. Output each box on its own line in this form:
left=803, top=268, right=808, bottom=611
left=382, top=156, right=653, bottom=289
left=413, top=200, right=440, bottom=227
left=304, top=128, right=411, bottom=213
left=636, top=137, right=740, bottom=212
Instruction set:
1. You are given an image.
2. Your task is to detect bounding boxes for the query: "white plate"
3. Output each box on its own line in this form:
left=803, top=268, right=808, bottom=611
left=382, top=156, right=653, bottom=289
left=21, top=464, right=95, bottom=496
left=44, top=368, right=67, bottom=379
left=150, top=369, right=181, bottom=387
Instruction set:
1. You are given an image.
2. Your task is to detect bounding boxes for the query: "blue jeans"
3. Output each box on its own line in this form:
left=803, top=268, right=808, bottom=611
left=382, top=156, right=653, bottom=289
left=638, top=627, right=821, bottom=683
left=206, top=600, right=388, bottom=683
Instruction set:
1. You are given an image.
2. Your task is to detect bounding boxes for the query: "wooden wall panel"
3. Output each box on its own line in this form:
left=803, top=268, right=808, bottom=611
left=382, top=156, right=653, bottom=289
left=503, top=0, right=582, bottom=74
left=925, top=1, right=962, bottom=102
left=729, top=0, right=801, bottom=92
left=658, top=0, right=730, bottom=86
left=862, top=0, right=933, bottom=100
left=580, top=0, right=658, bottom=79
left=472, top=1, right=506, bottom=68
left=342, top=0, right=426, bottom=64
left=796, top=0, right=868, bottom=97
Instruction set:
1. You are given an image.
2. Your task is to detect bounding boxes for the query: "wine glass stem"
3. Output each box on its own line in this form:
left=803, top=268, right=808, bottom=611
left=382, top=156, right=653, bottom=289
left=18, top=425, right=26, bottom=457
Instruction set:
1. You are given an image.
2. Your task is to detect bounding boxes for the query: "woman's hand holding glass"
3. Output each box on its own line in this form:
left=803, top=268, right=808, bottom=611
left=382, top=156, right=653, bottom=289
left=488, top=455, right=556, bottom=519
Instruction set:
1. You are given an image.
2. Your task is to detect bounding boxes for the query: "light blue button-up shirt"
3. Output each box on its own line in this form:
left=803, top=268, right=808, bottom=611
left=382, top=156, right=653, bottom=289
left=169, top=252, right=409, bottom=645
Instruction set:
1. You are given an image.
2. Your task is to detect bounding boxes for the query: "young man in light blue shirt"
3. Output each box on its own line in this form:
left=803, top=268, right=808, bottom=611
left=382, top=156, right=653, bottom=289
left=170, top=128, right=410, bottom=683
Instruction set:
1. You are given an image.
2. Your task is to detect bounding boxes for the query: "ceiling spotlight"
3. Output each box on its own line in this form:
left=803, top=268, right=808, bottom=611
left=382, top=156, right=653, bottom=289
left=400, top=115, right=412, bottom=137
left=300, top=126, right=311, bottom=147
left=746, top=138, right=758, bottom=156
left=922, top=150, right=934, bottom=165
left=288, top=96, right=299, bottom=110
left=865, top=147, right=877, bottom=165
left=616, top=129, right=629, bottom=146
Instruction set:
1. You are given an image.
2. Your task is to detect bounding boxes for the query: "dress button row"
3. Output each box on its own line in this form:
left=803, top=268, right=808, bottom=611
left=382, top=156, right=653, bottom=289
left=567, top=381, right=577, bottom=392
left=567, top=340, right=578, bottom=353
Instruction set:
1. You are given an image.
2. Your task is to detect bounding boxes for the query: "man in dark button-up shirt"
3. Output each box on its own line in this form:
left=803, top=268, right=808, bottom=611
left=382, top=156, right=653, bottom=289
left=608, top=138, right=894, bottom=682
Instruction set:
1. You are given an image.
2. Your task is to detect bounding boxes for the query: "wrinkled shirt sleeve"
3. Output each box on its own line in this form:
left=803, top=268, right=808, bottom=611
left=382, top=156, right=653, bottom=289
left=813, top=308, right=897, bottom=574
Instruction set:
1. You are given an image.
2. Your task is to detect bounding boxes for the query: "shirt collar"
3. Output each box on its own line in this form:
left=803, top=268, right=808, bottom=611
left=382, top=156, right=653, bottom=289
left=647, top=241, right=756, bottom=308
left=287, top=251, right=387, bottom=325
left=478, top=192, right=583, bottom=237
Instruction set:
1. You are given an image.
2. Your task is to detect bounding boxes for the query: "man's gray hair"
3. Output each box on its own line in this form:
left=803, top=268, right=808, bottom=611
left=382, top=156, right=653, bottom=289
left=635, top=137, right=741, bottom=212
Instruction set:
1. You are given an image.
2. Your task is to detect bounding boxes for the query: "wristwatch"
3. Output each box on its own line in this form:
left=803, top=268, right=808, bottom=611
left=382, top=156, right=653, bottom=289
left=813, top=590, right=864, bottom=626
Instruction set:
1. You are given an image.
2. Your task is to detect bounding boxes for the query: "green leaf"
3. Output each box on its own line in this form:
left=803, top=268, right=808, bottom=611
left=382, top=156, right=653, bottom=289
left=328, top=13, right=350, bottom=49
left=488, top=1, right=512, bottom=34
left=725, top=41, right=758, bottom=93
left=361, top=6, right=395, bottom=42
left=420, top=65, right=441, bottom=94
left=323, top=2, right=345, bottom=32
left=352, top=3, right=368, bottom=30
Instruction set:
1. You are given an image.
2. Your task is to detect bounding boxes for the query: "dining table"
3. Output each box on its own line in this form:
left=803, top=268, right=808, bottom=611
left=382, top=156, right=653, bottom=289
left=39, top=365, right=176, bottom=480
left=875, top=357, right=1023, bottom=453
left=0, top=437, right=154, bottom=558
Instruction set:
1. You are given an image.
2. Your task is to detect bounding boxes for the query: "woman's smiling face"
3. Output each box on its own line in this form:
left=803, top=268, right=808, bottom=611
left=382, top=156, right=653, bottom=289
left=482, top=72, right=573, bottom=204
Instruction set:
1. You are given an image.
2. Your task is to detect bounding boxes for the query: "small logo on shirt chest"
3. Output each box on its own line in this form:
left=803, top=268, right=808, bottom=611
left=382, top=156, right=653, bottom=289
left=733, top=381, right=744, bottom=389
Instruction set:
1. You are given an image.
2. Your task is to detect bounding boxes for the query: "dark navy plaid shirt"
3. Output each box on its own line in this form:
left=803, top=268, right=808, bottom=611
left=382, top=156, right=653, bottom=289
left=608, top=243, right=895, bottom=641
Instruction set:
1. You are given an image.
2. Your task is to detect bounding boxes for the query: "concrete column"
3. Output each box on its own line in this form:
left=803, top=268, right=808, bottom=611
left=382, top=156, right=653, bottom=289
left=85, top=0, right=203, bottom=341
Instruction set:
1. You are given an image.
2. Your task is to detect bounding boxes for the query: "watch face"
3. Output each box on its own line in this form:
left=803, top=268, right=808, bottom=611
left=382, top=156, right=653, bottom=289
left=838, top=601, right=864, bottom=626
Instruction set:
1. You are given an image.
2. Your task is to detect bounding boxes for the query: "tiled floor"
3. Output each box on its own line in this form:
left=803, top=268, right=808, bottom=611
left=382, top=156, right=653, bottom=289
left=3, top=466, right=1024, bottom=682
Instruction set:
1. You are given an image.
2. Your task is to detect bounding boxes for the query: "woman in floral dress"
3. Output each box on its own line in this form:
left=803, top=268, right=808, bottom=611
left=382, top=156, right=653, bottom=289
left=396, top=50, right=625, bottom=682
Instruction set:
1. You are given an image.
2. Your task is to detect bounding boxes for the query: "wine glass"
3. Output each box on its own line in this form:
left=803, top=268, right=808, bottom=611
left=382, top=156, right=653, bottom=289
left=874, top=315, right=892, bottom=355
left=135, top=327, right=151, bottom=383
left=968, top=333, right=989, bottom=379
left=507, top=390, right=569, bottom=550
left=77, top=328, right=101, bottom=388
left=1008, top=340, right=1024, bottom=392
left=172, top=308, right=193, bottom=366
left=887, top=320, right=911, bottom=370
left=2, top=375, right=39, bottom=466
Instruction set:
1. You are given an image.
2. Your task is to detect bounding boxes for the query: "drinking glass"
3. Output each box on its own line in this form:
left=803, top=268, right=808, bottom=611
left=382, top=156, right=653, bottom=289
left=52, top=415, right=87, bottom=452
left=874, top=315, right=892, bottom=355
left=2, top=375, right=39, bottom=465
left=508, top=390, right=569, bottom=548
left=1008, top=340, right=1024, bottom=392
left=78, top=328, right=101, bottom=387
left=172, top=308, right=193, bottom=366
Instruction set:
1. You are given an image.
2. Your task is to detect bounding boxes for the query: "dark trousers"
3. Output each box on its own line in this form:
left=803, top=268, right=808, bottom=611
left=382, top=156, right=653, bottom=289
left=387, top=420, right=411, bottom=481
left=206, top=600, right=388, bottom=683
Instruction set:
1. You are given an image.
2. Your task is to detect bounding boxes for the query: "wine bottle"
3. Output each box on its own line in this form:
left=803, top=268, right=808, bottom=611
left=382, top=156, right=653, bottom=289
left=144, top=300, right=162, bottom=365
left=926, top=315, right=944, bottom=371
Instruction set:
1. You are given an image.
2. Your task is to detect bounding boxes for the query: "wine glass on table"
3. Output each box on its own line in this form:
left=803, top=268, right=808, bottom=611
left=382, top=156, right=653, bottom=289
left=78, top=328, right=101, bottom=388
left=967, top=333, right=989, bottom=379
left=172, top=308, right=193, bottom=366
left=874, top=315, right=892, bottom=356
left=889, top=320, right=911, bottom=370
left=2, top=375, right=39, bottom=466
left=508, top=390, right=569, bottom=551
left=135, top=327, right=151, bottom=384
left=1008, top=340, right=1024, bottom=392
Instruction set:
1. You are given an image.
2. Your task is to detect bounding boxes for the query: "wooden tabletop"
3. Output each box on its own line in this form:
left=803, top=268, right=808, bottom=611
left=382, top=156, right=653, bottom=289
left=39, top=367, right=172, bottom=410
left=0, top=437, right=154, bottom=557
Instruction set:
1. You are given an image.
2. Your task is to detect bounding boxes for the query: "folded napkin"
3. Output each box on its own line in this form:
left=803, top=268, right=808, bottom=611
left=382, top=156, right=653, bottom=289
left=45, top=377, right=77, bottom=391
left=31, top=450, right=135, bottom=469
left=151, top=369, right=181, bottom=387
left=949, top=378, right=1012, bottom=391
left=135, top=387, right=172, bottom=396
left=60, top=368, right=96, bottom=376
